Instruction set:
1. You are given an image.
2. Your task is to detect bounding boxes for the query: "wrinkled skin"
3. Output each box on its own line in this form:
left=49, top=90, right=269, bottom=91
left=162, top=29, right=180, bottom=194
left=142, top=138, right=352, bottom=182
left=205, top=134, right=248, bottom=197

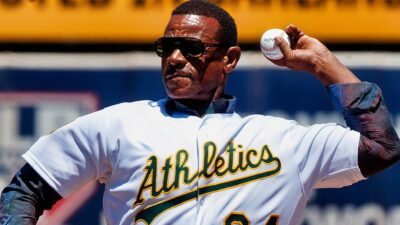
left=271, top=24, right=360, bottom=86
left=161, top=15, right=240, bottom=103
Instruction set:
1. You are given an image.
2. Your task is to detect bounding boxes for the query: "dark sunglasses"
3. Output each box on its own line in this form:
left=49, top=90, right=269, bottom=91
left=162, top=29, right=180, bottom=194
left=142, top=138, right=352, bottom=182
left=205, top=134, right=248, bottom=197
left=154, top=37, right=224, bottom=58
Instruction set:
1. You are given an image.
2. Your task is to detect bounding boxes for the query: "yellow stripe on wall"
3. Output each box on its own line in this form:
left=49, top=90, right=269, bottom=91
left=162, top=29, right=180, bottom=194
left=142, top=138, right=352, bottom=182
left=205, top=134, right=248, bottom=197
left=0, top=0, right=399, bottom=43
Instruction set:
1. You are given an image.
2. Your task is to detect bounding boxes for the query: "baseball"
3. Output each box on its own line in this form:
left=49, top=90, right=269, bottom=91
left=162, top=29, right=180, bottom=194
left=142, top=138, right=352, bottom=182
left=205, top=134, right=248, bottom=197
left=260, top=28, right=291, bottom=60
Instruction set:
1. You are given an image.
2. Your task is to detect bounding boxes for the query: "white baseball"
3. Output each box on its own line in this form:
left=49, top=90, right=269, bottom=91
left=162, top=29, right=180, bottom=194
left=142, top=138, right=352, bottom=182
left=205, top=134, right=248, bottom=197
left=260, top=28, right=291, bottom=60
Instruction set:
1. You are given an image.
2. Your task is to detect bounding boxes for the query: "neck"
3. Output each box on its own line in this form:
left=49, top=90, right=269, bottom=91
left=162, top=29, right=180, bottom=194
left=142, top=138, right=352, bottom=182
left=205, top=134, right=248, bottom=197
left=175, top=99, right=212, bottom=116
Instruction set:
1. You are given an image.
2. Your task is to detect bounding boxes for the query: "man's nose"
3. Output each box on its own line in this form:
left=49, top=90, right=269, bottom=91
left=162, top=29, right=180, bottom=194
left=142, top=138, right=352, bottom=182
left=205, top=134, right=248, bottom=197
left=166, top=48, right=187, bottom=68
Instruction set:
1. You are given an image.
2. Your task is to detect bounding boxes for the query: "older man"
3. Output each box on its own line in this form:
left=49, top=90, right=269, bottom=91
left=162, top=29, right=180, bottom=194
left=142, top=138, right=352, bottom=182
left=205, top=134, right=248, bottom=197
left=1, top=1, right=399, bottom=225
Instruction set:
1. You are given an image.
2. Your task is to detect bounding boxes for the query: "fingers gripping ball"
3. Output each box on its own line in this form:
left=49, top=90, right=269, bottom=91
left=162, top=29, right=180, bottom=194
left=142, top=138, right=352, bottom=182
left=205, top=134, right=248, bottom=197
left=260, top=29, right=291, bottom=60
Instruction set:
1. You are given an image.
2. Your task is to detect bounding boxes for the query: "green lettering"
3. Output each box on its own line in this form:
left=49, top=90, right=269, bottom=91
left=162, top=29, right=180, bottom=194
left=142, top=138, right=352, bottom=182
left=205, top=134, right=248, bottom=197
left=133, top=156, right=160, bottom=206
left=202, top=142, right=217, bottom=178
left=246, top=149, right=260, bottom=168
left=215, top=156, right=228, bottom=176
left=226, top=142, right=239, bottom=173
left=161, top=157, right=174, bottom=193
left=175, top=150, right=197, bottom=187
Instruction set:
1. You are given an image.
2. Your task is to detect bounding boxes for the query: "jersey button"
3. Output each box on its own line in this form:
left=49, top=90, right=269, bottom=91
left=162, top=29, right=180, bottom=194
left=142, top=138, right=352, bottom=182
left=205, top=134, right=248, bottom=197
left=199, top=198, right=205, bottom=205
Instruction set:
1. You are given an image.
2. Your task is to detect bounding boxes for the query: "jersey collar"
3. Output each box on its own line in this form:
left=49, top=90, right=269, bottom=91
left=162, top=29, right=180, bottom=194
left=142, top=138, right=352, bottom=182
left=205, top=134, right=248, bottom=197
left=166, top=95, right=236, bottom=117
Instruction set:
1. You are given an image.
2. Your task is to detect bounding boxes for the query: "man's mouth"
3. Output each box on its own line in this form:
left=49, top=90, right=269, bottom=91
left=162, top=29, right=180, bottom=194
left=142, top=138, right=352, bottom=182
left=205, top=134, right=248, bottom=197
left=165, top=72, right=193, bottom=81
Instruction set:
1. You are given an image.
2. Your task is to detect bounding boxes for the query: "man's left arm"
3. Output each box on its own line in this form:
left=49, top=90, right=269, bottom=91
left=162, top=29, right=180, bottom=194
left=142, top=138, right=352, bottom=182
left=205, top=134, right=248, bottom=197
left=271, top=24, right=400, bottom=177
left=328, top=82, right=400, bottom=177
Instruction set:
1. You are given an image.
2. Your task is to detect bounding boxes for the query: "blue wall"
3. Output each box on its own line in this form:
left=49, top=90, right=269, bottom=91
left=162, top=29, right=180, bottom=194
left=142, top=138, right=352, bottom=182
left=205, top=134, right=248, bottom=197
left=1, top=67, right=399, bottom=224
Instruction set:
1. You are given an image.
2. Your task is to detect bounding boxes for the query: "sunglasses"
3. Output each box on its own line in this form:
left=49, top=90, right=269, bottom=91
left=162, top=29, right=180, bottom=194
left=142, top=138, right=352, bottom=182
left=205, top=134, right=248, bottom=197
left=154, top=37, right=225, bottom=58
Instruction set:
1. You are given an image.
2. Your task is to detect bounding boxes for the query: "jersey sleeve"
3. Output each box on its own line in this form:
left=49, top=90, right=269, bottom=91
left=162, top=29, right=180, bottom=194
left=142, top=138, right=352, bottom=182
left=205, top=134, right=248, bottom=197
left=290, top=82, right=387, bottom=192
left=289, top=122, right=365, bottom=192
left=22, top=110, right=112, bottom=198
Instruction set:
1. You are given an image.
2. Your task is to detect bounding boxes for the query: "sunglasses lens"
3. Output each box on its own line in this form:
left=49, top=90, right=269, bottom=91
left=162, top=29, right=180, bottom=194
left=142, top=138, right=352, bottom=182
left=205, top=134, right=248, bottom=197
left=155, top=46, right=163, bottom=57
left=155, top=39, right=171, bottom=57
left=182, top=41, right=204, bottom=57
left=154, top=37, right=206, bottom=58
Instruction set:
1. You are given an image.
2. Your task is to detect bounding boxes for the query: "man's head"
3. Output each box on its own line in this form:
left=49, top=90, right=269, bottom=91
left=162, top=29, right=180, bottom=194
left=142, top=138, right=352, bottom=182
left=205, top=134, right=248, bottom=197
left=156, top=0, right=241, bottom=101
left=172, top=0, right=238, bottom=47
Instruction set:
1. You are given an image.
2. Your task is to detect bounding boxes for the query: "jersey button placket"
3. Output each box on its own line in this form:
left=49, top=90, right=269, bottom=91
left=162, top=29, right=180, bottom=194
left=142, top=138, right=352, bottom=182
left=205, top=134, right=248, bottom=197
left=197, top=116, right=209, bottom=197
left=195, top=116, right=209, bottom=225
left=199, top=198, right=205, bottom=205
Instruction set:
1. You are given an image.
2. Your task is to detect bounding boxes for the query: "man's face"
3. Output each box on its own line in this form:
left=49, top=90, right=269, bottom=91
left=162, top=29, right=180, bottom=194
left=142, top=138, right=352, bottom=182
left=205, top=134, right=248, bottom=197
left=160, top=14, right=226, bottom=101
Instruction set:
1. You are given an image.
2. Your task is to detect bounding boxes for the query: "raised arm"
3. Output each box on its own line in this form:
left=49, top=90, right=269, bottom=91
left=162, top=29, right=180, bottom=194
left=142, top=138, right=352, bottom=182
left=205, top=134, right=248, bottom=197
left=270, top=25, right=400, bottom=177
left=271, top=25, right=359, bottom=86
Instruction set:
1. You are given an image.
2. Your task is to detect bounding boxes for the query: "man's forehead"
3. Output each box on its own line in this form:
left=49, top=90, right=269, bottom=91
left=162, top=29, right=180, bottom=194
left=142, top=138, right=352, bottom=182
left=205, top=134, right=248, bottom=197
left=164, top=14, right=220, bottom=39
left=184, top=15, right=203, bottom=26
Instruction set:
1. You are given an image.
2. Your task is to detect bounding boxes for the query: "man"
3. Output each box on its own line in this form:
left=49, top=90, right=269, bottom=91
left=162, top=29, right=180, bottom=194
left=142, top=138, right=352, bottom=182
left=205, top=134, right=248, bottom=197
left=1, top=1, right=399, bottom=225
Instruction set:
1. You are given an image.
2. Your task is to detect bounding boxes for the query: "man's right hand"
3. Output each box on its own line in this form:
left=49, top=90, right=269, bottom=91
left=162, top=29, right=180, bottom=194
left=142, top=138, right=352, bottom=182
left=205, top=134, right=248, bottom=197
left=269, top=24, right=360, bottom=86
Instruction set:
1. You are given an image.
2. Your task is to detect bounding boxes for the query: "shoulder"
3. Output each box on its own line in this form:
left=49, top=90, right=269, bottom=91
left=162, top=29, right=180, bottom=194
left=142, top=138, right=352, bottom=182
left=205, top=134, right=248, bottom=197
left=243, top=114, right=298, bottom=127
left=241, top=114, right=354, bottom=138
left=60, top=100, right=167, bottom=131
left=99, top=99, right=167, bottom=118
left=104, top=99, right=165, bottom=112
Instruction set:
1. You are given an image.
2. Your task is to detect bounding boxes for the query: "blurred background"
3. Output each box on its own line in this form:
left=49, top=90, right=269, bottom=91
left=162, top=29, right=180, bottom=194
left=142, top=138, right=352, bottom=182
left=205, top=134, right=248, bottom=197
left=0, top=0, right=399, bottom=224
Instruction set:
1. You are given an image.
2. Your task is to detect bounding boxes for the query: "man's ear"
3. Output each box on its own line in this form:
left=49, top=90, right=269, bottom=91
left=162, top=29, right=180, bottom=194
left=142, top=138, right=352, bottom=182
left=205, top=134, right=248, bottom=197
left=223, top=46, right=241, bottom=74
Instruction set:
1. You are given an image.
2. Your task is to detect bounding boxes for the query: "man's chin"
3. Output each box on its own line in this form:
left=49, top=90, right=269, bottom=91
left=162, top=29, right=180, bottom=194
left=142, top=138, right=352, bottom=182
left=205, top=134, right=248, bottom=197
left=165, top=86, right=192, bottom=99
left=167, top=93, right=192, bottom=100
left=167, top=91, right=201, bottom=100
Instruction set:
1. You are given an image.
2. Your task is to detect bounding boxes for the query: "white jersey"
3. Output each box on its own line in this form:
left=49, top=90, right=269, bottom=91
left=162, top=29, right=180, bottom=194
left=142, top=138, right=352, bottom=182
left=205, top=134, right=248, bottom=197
left=22, top=99, right=364, bottom=225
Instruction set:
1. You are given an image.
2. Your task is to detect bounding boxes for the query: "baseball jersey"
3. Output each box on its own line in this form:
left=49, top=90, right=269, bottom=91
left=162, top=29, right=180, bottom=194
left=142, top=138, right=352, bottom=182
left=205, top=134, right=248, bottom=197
left=22, top=88, right=365, bottom=225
